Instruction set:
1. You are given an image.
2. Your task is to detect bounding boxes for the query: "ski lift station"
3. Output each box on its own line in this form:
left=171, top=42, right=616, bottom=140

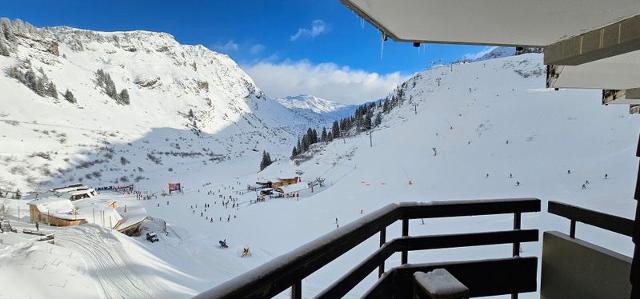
left=196, top=1, right=640, bottom=298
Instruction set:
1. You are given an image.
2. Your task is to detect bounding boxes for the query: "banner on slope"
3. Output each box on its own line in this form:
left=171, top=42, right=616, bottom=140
left=168, top=183, right=182, bottom=194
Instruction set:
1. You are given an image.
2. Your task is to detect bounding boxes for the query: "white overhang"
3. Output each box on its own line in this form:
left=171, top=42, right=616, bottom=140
left=341, top=0, right=640, bottom=46
left=548, top=50, right=640, bottom=90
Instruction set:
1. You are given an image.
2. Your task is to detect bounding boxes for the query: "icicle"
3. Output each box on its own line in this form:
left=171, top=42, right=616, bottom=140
left=360, top=16, right=365, bottom=29
left=380, top=32, right=385, bottom=60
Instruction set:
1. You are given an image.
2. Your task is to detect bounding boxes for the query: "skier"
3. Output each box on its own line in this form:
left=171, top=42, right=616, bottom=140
left=241, top=247, right=250, bottom=257
left=516, top=181, right=520, bottom=187
left=219, top=239, right=228, bottom=248
left=567, top=169, right=571, bottom=174
left=605, top=173, right=608, bottom=179
left=582, top=184, right=587, bottom=190
left=35, top=221, right=39, bottom=231
left=486, top=173, right=489, bottom=178
left=509, top=173, right=513, bottom=179
left=585, top=180, right=590, bottom=185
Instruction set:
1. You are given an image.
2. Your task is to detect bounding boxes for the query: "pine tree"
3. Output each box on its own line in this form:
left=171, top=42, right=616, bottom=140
left=35, top=77, right=46, bottom=96
left=260, top=150, right=273, bottom=171
left=364, top=110, right=373, bottom=130
left=374, top=112, right=382, bottom=127
left=46, top=82, right=58, bottom=98
left=312, top=128, right=318, bottom=144
left=63, top=89, right=76, bottom=103
left=24, top=69, right=37, bottom=91
left=291, top=146, right=297, bottom=159
left=118, top=89, right=130, bottom=105
left=332, top=121, right=340, bottom=138
left=0, top=40, right=9, bottom=57
left=321, top=127, right=327, bottom=142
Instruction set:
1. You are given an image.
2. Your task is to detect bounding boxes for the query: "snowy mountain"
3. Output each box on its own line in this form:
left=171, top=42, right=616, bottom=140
left=276, top=94, right=358, bottom=125
left=277, top=94, right=351, bottom=114
left=0, top=18, right=319, bottom=191
left=473, top=46, right=516, bottom=61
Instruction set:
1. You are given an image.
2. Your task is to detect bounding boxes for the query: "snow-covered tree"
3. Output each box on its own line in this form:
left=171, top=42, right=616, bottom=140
left=64, top=89, right=76, bottom=103
left=46, top=82, right=58, bottom=99
left=0, top=40, right=9, bottom=56
left=35, top=77, right=46, bottom=96
left=374, top=112, right=382, bottom=127
left=96, top=69, right=118, bottom=100
left=0, top=18, right=15, bottom=42
left=23, top=69, right=36, bottom=91
left=118, top=89, right=130, bottom=105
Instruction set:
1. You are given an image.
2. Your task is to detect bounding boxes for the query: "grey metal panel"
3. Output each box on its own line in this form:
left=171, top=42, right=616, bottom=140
left=544, top=15, right=640, bottom=66
left=541, top=231, right=632, bottom=299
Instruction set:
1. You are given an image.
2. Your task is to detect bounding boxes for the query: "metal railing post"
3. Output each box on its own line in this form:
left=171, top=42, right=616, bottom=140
left=512, top=212, right=521, bottom=256
left=401, top=219, right=409, bottom=265
left=379, top=228, right=386, bottom=277
left=291, top=280, right=301, bottom=299
left=512, top=212, right=522, bottom=299
left=569, top=219, right=576, bottom=238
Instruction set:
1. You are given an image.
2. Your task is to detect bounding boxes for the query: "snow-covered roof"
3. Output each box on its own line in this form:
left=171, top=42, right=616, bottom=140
left=341, top=0, right=640, bottom=46
left=115, top=215, right=147, bottom=231
left=29, top=197, right=74, bottom=214
left=275, top=182, right=308, bottom=194
left=30, top=195, right=124, bottom=227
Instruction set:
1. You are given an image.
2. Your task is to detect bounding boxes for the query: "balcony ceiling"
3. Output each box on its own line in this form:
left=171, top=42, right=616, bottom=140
left=341, top=0, right=640, bottom=47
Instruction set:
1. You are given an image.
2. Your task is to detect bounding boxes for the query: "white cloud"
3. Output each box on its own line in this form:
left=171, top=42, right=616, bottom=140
left=250, top=44, right=265, bottom=55
left=290, top=20, right=328, bottom=41
left=212, top=40, right=239, bottom=53
left=244, top=60, right=408, bottom=104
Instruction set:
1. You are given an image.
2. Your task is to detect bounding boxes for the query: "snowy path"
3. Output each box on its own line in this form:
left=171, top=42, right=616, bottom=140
left=56, top=226, right=162, bottom=299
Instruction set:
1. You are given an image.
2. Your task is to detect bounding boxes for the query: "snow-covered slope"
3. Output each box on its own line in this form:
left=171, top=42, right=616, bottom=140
left=0, top=19, right=316, bottom=191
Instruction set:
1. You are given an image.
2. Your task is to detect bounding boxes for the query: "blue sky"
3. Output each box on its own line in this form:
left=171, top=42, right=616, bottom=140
left=0, top=0, right=493, bottom=104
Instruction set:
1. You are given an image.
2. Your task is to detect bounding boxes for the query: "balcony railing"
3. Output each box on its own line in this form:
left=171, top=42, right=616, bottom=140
left=195, top=198, right=541, bottom=298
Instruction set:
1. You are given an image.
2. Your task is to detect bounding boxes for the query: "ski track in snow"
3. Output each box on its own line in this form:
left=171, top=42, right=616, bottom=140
left=56, top=226, right=159, bottom=299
